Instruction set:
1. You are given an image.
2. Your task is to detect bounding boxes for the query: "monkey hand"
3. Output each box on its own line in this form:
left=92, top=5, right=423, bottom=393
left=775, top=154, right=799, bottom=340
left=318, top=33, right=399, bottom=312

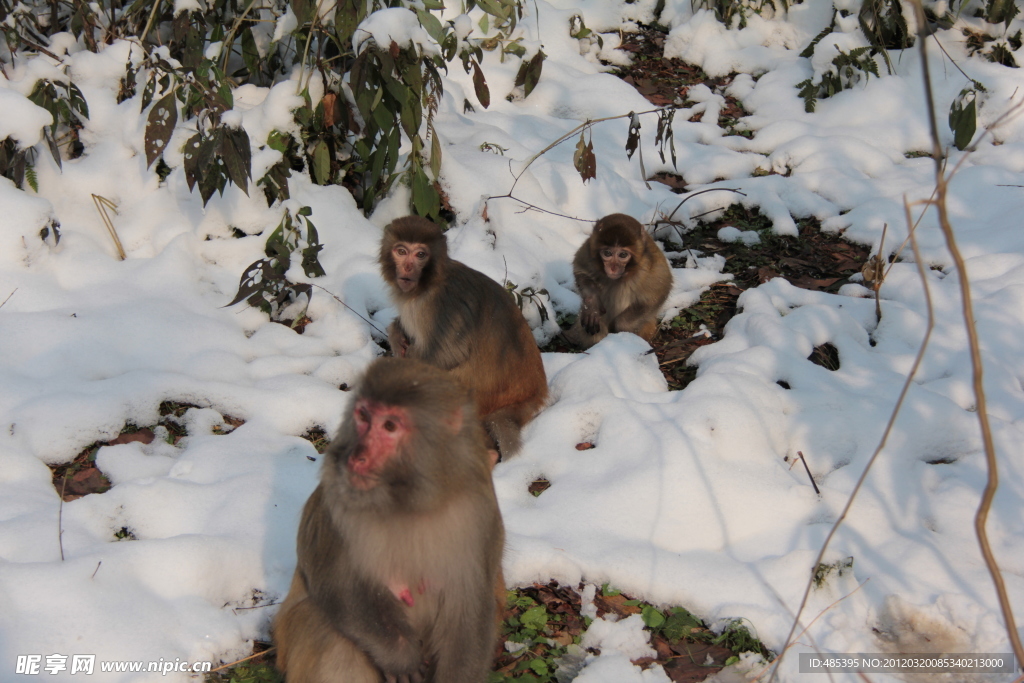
left=580, top=299, right=602, bottom=335
left=384, top=660, right=428, bottom=683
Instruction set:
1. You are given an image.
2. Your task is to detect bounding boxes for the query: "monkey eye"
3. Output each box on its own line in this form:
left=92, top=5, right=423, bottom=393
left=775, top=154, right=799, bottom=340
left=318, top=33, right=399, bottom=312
left=394, top=246, right=408, bottom=256
left=415, top=251, right=428, bottom=260
left=382, top=419, right=398, bottom=432
left=618, top=251, right=629, bottom=259
left=600, top=249, right=613, bottom=258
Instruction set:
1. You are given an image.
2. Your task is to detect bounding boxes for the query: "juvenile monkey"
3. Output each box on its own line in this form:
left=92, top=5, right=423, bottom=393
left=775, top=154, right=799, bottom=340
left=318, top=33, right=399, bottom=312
left=379, top=216, right=547, bottom=459
left=274, top=357, right=505, bottom=683
left=569, top=213, right=672, bottom=349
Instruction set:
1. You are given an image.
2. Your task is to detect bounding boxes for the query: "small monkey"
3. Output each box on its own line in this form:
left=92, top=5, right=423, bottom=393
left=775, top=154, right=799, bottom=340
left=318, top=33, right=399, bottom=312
left=569, top=213, right=672, bottom=348
left=379, top=216, right=548, bottom=459
left=274, top=358, right=505, bottom=683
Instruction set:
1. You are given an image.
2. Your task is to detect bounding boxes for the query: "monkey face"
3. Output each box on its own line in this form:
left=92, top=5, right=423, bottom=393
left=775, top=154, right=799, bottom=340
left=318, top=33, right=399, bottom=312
left=391, top=242, right=431, bottom=292
left=347, top=398, right=412, bottom=490
left=600, top=246, right=633, bottom=280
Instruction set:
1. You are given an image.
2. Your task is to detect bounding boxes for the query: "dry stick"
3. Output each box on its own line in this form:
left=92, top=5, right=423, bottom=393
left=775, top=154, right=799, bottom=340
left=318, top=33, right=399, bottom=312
left=92, top=194, right=126, bottom=260
left=751, top=579, right=868, bottom=683
left=796, top=451, right=820, bottom=495
left=58, top=477, right=67, bottom=561
left=307, top=283, right=386, bottom=336
left=139, top=0, right=163, bottom=47
left=911, top=0, right=1024, bottom=666
left=766, top=200, right=936, bottom=683
left=91, top=561, right=102, bottom=579
left=208, top=647, right=276, bottom=673
left=0, top=288, right=16, bottom=309
left=486, top=106, right=672, bottom=212
left=220, top=0, right=267, bottom=73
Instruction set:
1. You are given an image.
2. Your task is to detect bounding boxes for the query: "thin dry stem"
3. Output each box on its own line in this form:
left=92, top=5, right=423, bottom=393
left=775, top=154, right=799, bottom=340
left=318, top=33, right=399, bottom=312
left=767, top=199, right=936, bottom=683
left=92, top=194, right=126, bottom=260
left=208, top=646, right=276, bottom=673
left=0, top=288, right=16, bottom=309
left=911, top=0, right=1024, bottom=665
left=59, top=476, right=67, bottom=561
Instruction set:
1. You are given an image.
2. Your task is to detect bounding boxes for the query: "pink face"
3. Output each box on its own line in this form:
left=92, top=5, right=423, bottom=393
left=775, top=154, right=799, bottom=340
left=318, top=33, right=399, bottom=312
left=600, top=246, right=633, bottom=280
left=348, top=398, right=411, bottom=490
left=391, top=242, right=431, bottom=292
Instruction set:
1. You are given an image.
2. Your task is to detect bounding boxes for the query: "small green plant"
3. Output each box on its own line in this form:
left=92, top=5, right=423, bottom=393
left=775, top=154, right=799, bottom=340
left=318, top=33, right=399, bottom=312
left=505, top=282, right=551, bottom=323
left=858, top=0, right=913, bottom=74
left=496, top=592, right=573, bottom=682
left=205, top=661, right=282, bottom=683
left=949, top=84, right=986, bottom=151
left=796, top=46, right=879, bottom=113
left=226, top=205, right=325, bottom=323
left=813, top=556, right=854, bottom=587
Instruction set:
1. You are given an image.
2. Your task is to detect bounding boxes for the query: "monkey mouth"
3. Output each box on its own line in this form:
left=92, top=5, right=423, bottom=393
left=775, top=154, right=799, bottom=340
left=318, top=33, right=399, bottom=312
left=397, top=277, right=417, bottom=292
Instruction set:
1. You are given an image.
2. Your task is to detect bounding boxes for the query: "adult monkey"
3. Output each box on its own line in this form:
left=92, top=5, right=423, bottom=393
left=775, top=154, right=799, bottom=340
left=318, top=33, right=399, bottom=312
left=379, top=216, right=548, bottom=459
left=569, top=213, right=672, bottom=349
left=274, top=357, right=505, bottom=683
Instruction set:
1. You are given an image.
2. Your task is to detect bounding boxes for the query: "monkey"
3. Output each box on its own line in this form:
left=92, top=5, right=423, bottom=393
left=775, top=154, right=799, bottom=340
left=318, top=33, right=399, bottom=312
left=274, top=357, right=505, bottom=683
left=379, top=216, right=548, bottom=459
left=568, top=213, right=673, bottom=349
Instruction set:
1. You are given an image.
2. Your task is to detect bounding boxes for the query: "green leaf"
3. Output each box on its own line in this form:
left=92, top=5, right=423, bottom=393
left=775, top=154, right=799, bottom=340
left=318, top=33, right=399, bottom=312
left=411, top=168, right=439, bottom=218
left=520, top=605, right=549, bottom=631
left=429, top=125, right=442, bottom=179
left=312, top=140, right=331, bottom=185
left=949, top=89, right=977, bottom=151
left=292, top=0, right=314, bottom=26
left=415, top=9, right=444, bottom=43
left=528, top=658, right=549, bottom=676
left=641, top=605, right=666, bottom=629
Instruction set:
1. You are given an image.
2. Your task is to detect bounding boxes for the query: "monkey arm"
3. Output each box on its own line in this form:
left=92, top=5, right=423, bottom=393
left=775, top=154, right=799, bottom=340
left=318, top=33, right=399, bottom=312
left=573, top=271, right=605, bottom=335
left=297, top=492, right=424, bottom=675
left=307, top=570, right=425, bottom=675
left=387, top=320, right=411, bottom=358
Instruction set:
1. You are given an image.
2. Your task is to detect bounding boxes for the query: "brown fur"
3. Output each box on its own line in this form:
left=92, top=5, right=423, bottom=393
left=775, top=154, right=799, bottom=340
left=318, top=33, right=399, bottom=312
left=569, top=214, right=672, bottom=348
left=274, top=358, right=505, bottom=683
left=379, top=216, right=548, bottom=458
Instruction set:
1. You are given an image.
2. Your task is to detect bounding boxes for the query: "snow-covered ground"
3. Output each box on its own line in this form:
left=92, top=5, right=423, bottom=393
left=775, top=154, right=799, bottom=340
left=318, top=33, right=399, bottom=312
left=1, top=0, right=1023, bottom=681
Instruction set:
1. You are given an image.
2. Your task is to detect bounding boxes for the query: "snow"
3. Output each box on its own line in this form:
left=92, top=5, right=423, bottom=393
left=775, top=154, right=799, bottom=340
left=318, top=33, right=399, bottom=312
left=1, top=0, right=1023, bottom=681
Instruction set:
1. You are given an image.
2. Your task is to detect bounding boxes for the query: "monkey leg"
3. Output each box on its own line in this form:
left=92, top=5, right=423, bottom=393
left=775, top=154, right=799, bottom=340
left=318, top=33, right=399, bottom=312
left=275, top=573, right=383, bottom=683
left=565, top=319, right=607, bottom=350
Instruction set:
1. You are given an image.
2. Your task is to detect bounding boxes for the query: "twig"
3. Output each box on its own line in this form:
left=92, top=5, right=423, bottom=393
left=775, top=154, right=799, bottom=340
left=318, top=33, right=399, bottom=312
left=486, top=106, right=674, bottom=204
left=912, top=0, right=1024, bottom=665
left=208, top=646, right=276, bottom=673
left=796, top=451, right=820, bottom=495
left=220, top=0, right=266, bottom=73
left=91, top=194, right=126, bottom=260
left=767, top=197, right=936, bottom=683
left=59, top=477, right=67, bottom=561
left=91, top=561, right=102, bottom=579
left=307, top=283, right=386, bottom=336
left=21, top=39, right=62, bottom=62
left=751, top=579, right=868, bottom=682
left=0, top=288, right=16, bottom=309
left=139, top=0, right=164, bottom=47
left=231, top=601, right=279, bottom=612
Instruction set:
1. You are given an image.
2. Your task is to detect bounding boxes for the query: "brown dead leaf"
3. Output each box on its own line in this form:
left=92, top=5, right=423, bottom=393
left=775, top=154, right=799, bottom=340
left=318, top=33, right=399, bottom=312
left=575, top=442, right=595, bottom=451
left=593, top=592, right=642, bottom=619
left=107, top=428, right=155, bottom=446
